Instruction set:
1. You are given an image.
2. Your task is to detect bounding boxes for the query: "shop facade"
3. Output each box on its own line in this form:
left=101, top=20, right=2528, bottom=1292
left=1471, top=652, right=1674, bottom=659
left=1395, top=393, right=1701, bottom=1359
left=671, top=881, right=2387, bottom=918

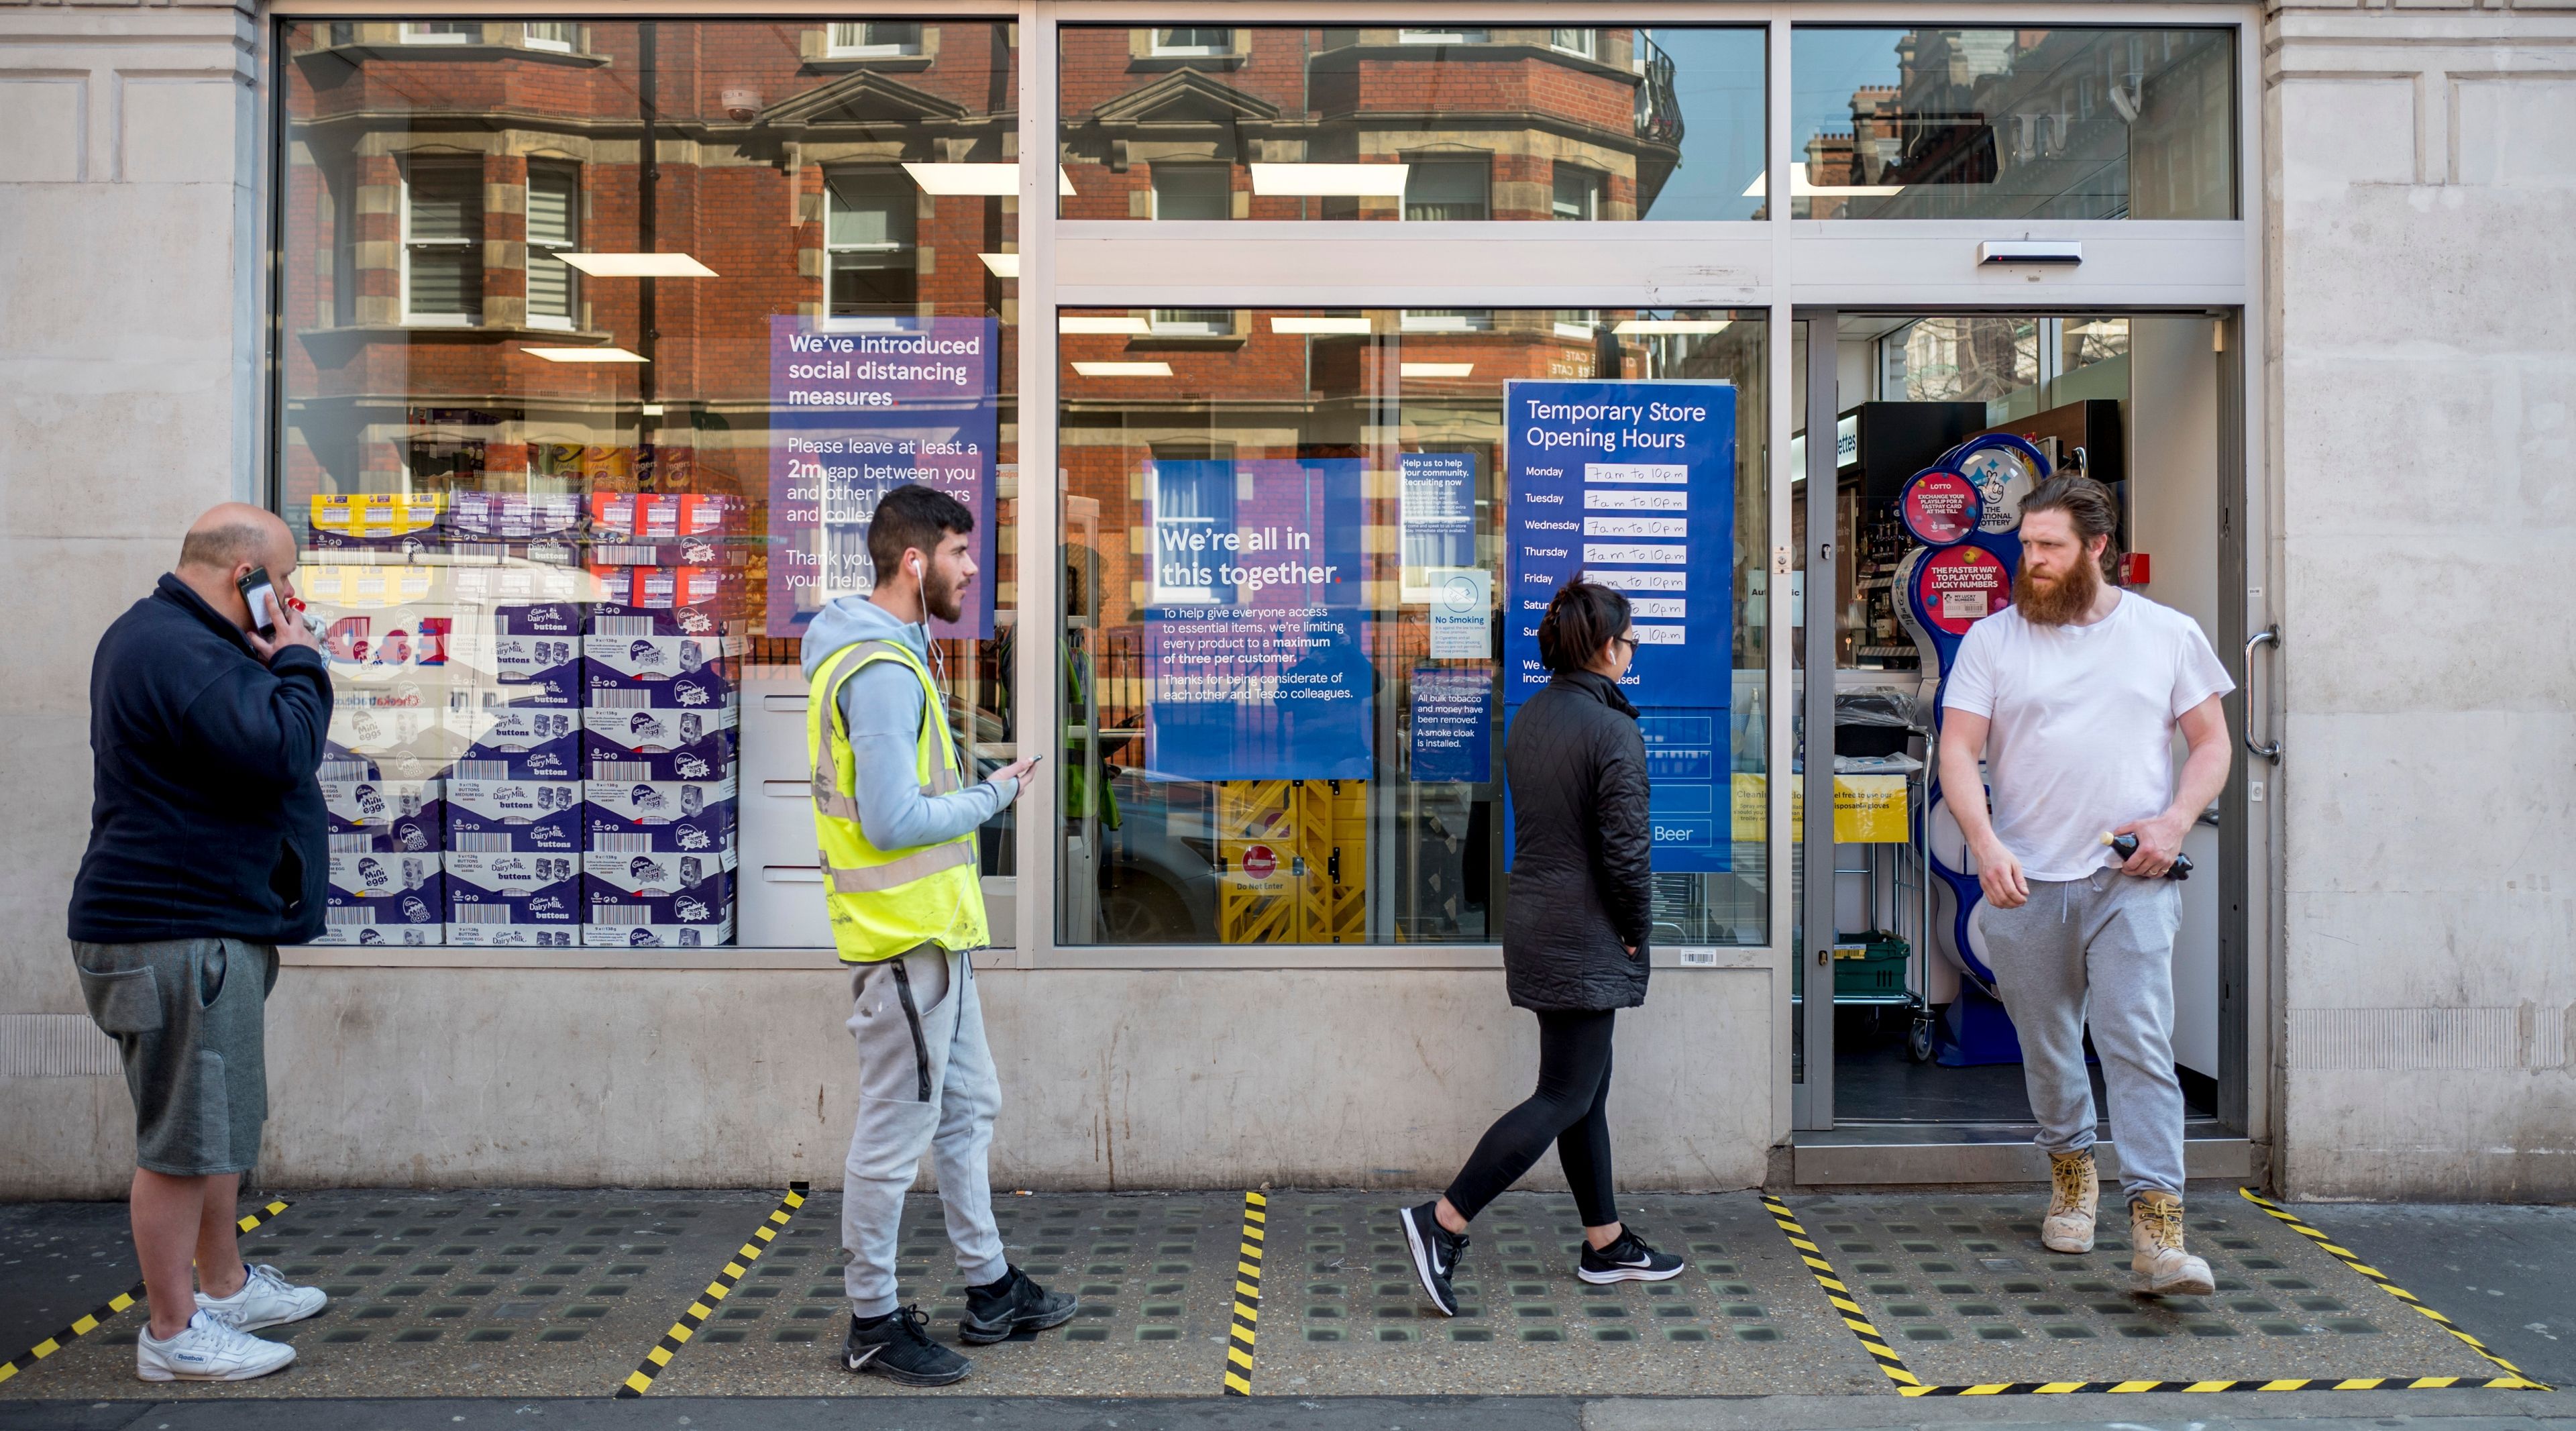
left=2, top=0, right=2569, bottom=1202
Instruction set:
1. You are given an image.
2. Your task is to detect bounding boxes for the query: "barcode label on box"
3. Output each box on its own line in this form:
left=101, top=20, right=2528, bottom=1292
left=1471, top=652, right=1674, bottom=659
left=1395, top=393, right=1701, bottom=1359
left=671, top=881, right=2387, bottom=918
left=592, top=833, right=653, bottom=853
left=590, top=690, right=651, bottom=708
left=588, top=907, right=651, bottom=926
left=590, top=761, right=651, bottom=782
left=451, top=835, right=518, bottom=853
left=453, top=761, right=508, bottom=781
left=325, top=908, right=376, bottom=926
left=591, top=617, right=656, bottom=637
left=450, top=906, right=513, bottom=924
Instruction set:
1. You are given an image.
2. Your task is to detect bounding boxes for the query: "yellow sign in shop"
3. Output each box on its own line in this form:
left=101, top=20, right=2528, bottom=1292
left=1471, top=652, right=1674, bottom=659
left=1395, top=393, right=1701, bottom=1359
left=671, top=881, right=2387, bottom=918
left=1729, top=774, right=1910, bottom=845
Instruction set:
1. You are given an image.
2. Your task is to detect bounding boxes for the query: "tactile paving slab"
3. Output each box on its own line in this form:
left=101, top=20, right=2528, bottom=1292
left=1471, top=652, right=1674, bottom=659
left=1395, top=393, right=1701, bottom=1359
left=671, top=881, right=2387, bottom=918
left=1780, top=1192, right=2506, bottom=1387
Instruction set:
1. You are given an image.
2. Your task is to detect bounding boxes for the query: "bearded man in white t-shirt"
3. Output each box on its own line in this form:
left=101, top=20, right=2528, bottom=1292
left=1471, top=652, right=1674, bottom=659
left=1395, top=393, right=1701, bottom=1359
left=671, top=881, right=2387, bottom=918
left=1937, top=474, right=2235, bottom=1297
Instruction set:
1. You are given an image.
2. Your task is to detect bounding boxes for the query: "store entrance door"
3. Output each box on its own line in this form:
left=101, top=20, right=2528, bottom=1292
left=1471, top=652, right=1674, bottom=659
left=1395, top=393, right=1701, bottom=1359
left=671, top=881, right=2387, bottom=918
left=1790, top=308, right=2259, bottom=1185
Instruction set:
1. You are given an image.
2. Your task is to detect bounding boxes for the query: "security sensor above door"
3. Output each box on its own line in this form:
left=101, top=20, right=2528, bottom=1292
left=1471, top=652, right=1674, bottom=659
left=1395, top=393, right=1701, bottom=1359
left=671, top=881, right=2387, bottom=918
left=1979, top=240, right=2084, bottom=266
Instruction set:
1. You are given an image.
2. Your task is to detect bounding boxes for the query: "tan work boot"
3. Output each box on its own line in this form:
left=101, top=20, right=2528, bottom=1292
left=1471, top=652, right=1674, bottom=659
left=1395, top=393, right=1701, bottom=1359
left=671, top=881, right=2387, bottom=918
left=2041, top=1149, right=2099, bottom=1253
left=2130, top=1191, right=2215, bottom=1296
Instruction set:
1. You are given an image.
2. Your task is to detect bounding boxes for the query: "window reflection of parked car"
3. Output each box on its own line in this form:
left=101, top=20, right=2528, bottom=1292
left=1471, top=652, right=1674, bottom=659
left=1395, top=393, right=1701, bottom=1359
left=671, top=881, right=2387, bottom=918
left=1090, top=765, right=1218, bottom=943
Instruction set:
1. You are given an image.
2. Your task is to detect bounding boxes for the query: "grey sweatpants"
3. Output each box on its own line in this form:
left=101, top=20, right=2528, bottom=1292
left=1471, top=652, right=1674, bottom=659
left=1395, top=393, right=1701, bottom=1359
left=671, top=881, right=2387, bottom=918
left=1980, top=869, right=2186, bottom=1201
left=842, top=944, right=1008, bottom=1318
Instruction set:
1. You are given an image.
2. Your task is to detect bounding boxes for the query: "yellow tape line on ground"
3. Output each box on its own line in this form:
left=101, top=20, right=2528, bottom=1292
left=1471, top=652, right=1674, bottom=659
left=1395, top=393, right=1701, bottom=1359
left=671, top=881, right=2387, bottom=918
left=1221, top=1189, right=1265, bottom=1397
left=0, top=1198, right=293, bottom=1388
left=615, top=1181, right=808, bottom=1398
left=1759, top=1193, right=1926, bottom=1390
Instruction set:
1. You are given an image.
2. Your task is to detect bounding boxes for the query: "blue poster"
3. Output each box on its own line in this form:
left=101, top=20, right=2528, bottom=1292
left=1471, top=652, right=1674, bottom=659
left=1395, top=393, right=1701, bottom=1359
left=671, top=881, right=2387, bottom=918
left=767, top=316, right=998, bottom=639
left=1503, top=380, right=1735, bottom=872
left=1409, top=666, right=1491, bottom=784
left=1399, top=452, right=1477, bottom=578
left=1142, top=458, right=1371, bottom=782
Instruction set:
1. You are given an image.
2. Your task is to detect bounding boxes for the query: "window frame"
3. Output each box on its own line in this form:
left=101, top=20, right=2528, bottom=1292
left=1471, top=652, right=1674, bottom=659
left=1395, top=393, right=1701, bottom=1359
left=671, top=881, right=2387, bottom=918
left=522, top=21, right=577, bottom=53
left=1149, top=26, right=1235, bottom=57
left=398, top=20, right=478, bottom=45
left=820, top=165, right=922, bottom=317
left=523, top=160, right=580, bottom=331
left=397, top=156, right=483, bottom=328
left=826, top=21, right=925, bottom=58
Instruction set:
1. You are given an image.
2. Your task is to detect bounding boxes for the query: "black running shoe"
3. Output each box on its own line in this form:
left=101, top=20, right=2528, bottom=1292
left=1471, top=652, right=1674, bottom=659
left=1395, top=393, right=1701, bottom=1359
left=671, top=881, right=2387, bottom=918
left=959, top=1265, right=1079, bottom=1345
left=1576, top=1226, right=1685, bottom=1285
left=843, top=1305, right=970, bottom=1385
left=1399, top=1200, right=1467, bottom=1317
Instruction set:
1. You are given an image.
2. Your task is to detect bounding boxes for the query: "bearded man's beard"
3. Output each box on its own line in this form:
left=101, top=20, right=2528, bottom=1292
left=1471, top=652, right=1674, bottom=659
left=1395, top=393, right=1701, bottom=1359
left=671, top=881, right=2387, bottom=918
left=2015, top=552, right=2103, bottom=626
left=924, top=564, right=967, bottom=624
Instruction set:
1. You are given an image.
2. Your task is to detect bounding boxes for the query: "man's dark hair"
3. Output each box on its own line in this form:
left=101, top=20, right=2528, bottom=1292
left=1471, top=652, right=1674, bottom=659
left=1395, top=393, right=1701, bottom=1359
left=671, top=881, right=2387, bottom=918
left=1537, top=577, right=1632, bottom=673
left=867, top=484, right=975, bottom=584
left=2018, top=474, right=2123, bottom=579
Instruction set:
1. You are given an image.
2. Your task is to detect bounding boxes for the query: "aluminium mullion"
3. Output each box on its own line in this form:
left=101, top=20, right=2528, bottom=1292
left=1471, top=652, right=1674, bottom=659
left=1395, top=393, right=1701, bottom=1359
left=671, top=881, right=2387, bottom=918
left=1018, top=0, right=1059, bottom=969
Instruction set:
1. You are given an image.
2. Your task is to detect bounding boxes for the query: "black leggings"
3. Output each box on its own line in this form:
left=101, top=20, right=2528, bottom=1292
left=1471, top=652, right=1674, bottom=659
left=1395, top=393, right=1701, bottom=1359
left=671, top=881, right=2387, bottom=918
left=1442, top=1008, right=1618, bottom=1228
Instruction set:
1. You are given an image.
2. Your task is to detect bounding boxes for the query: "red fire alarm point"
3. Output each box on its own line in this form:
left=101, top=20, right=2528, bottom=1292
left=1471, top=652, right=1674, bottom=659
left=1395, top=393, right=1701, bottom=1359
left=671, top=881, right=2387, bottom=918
left=2121, top=553, right=2151, bottom=586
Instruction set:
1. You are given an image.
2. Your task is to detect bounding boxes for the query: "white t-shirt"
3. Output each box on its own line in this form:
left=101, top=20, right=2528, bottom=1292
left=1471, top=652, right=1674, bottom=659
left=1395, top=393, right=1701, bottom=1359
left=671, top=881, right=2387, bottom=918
left=1943, top=591, right=2235, bottom=881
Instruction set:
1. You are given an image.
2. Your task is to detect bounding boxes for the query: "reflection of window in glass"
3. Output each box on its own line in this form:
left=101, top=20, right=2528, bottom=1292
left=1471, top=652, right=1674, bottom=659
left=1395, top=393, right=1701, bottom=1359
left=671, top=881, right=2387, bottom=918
left=824, top=169, right=918, bottom=315
left=400, top=159, right=482, bottom=325
left=828, top=21, right=922, bottom=57
left=1151, top=28, right=1233, bottom=56
left=1400, top=28, right=1489, bottom=44
left=1552, top=164, right=1606, bottom=221
left=400, top=21, right=478, bottom=44
left=523, top=22, right=576, bottom=52
left=1150, top=309, right=1235, bottom=337
left=1399, top=310, right=1493, bottom=333
left=1552, top=28, right=1601, bottom=59
left=1151, top=164, right=1231, bottom=220
left=326, top=160, right=359, bottom=327
left=1404, top=159, right=1489, bottom=221
left=1898, top=317, right=2037, bottom=407
left=2061, top=317, right=2130, bottom=376
left=1146, top=445, right=1235, bottom=604
left=525, top=163, right=578, bottom=330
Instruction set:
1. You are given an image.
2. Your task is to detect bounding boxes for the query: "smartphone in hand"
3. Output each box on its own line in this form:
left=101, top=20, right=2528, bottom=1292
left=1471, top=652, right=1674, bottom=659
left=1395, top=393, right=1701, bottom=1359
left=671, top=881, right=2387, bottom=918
left=236, top=565, right=280, bottom=639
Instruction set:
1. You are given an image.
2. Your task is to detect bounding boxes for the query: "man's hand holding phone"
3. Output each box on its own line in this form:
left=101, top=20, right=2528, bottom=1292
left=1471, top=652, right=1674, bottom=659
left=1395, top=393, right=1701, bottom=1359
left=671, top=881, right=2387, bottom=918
left=989, top=753, right=1041, bottom=806
left=238, top=572, right=319, bottom=664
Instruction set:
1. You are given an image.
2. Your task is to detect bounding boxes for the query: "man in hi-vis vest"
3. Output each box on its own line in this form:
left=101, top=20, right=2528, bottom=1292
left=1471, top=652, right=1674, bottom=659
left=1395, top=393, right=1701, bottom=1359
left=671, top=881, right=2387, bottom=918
left=800, top=484, right=1070, bottom=1385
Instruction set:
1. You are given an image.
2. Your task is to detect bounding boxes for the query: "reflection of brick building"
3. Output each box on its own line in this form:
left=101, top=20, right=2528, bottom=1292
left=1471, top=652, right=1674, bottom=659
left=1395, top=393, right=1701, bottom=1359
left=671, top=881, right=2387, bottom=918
left=281, top=19, right=1021, bottom=633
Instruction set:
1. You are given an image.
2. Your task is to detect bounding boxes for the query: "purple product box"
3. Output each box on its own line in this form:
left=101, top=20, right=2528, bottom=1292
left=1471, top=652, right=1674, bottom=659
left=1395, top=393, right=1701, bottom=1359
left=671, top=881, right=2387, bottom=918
left=587, top=535, right=731, bottom=568
left=584, top=775, right=737, bottom=856
left=445, top=702, right=584, bottom=782
left=585, top=867, right=734, bottom=923
left=581, top=914, right=734, bottom=949
left=445, top=778, right=584, bottom=853
left=443, top=851, right=582, bottom=946
left=315, top=852, right=444, bottom=947
left=588, top=602, right=727, bottom=639
left=453, top=603, right=583, bottom=708
left=582, top=632, right=741, bottom=708
left=319, top=776, right=444, bottom=854
left=445, top=492, right=583, bottom=547
left=580, top=846, right=739, bottom=894
left=582, top=727, right=738, bottom=784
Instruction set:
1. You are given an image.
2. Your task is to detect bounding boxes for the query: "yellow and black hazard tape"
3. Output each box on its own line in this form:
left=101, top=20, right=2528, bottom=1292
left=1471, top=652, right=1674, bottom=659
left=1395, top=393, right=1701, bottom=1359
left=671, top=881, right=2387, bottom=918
left=616, top=1181, right=808, bottom=1398
left=1763, top=1189, right=2545, bottom=1396
left=2237, top=1186, right=2550, bottom=1390
left=0, top=1198, right=292, bottom=1389
left=1221, top=1189, right=1265, bottom=1396
left=1760, top=1193, right=1925, bottom=1390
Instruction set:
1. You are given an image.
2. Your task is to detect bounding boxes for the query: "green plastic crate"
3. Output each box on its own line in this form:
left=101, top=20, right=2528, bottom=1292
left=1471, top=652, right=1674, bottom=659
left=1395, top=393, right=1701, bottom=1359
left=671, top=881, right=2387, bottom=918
left=1831, top=932, right=1910, bottom=998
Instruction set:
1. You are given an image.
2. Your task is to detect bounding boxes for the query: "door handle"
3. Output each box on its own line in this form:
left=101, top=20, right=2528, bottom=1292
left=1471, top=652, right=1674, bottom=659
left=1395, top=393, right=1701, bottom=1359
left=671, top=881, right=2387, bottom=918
left=2243, top=625, right=2280, bottom=760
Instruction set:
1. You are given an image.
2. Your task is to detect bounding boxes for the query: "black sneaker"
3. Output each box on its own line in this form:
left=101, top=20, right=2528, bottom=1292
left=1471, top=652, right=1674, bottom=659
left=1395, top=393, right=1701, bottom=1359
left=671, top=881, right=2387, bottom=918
left=1576, top=1226, right=1685, bottom=1285
left=959, top=1265, right=1079, bottom=1345
left=843, top=1305, right=969, bottom=1386
left=1398, top=1201, right=1467, bottom=1317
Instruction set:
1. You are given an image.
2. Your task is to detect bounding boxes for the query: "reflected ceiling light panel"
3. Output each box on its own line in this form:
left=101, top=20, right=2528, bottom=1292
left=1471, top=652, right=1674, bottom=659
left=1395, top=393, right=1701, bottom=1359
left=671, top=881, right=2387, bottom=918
left=522, top=346, right=649, bottom=362
left=558, top=253, right=718, bottom=278
left=1740, top=164, right=1903, bottom=199
left=978, top=252, right=1020, bottom=278
left=1248, top=162, right=1410, bottom=197
left=1071, top=361, right=1173, bottom=377
left=1400, top=362, right=1474, bottom=377
left=1271, top=315, right=1374, bottom=335
left=1060, top=315, right=1152, bottom=335
left=1553, top=321, right=1598, bottom=340
left=1612, top=319, right=1732, bottom=335
left=902, top=162, right=1080, bottom=195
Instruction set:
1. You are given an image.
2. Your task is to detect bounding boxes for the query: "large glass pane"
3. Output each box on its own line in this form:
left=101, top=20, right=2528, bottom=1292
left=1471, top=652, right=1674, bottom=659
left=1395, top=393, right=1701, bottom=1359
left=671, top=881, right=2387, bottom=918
left=1060, top=28, right=1764, bottom=221
left=278, top=20, right=1018, bottom=952
left=1790, top=27, right=2236, bottom=219
left=1058, top=310, right=1770, bottom=947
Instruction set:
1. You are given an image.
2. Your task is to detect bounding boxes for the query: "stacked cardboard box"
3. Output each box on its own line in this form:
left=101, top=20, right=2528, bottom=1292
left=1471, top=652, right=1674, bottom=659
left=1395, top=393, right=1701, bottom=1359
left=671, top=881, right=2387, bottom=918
left=581, top=599, right=741, bottom=947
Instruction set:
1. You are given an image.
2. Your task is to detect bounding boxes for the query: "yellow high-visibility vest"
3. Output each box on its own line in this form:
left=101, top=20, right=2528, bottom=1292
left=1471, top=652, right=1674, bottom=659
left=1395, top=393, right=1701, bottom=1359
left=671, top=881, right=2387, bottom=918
left=806, top=639, right=988, bottom=963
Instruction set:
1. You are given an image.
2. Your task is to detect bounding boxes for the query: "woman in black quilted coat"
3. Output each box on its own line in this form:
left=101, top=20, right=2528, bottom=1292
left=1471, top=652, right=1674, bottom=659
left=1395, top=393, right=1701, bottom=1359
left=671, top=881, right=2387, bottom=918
left=1398, top=578, right=1682, bottom=1317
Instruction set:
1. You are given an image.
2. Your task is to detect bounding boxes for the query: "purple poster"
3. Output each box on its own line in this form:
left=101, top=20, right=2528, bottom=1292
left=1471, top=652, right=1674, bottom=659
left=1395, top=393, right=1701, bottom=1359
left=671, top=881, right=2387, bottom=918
left=768, top=316, right=998, bottom=639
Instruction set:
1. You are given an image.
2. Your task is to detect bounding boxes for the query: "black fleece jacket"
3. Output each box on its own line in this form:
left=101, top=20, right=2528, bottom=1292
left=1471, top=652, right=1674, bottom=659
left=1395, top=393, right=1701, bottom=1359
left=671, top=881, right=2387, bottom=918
left=1499, top=669, right=1655, bottom=1012
left=68, top=574, right=333, bottom=945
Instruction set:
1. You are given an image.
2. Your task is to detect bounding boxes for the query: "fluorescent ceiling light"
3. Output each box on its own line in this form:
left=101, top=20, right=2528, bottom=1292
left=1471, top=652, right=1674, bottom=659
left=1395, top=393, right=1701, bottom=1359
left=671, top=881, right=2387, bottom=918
left=558, top=253, right=717, bottom=278
left=1248, top=162, right=1409, bottom=197
left=1271, top=316, right=1373, bottom=335
left=978, top=252, right=1020, bottom=278
left=1072, top=361, right=1173, bottom=377
left=1060, top=315, right=1151, bottom=335
left=1613, top=319, right=1733, bottom=335
left=902, top=162, right=1079, bottom=196
left=1741, top=164, right=1904, bottom=199
left=523, top=346, right=649, bottom=363
left=1400, top=362, right=1474, bottom=377
left=1553, top=321, right=1597, bottom=340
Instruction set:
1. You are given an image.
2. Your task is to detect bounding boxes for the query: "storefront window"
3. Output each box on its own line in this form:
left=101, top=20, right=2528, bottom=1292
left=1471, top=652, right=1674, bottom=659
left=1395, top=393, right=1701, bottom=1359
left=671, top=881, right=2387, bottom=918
left=1790, top=26, right=2237, bottom=219
left=1059, top=27, right=1766, bottom=222
left=276, top=20, right=1018, bottom=951
left=1058, top=309, right=1771, bottom=947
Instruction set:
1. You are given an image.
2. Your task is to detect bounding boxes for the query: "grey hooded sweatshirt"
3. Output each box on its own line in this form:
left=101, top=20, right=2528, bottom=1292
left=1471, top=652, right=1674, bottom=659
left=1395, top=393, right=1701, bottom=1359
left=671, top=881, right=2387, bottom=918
left=798, top=595, right=1016, bottom=853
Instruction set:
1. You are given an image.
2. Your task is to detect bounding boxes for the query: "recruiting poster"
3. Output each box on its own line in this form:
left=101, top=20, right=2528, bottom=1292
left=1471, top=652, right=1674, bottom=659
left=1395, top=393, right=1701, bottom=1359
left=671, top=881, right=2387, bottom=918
left=1399, top=451, right=1477, bottom=598
left=1142, top=457, right=1370, bottom=782
left=767, top=316, right=999, bottom=639
left=1409, top=666, right=1491, bottom=784
left=1503, top=380, right=1735, bottom=872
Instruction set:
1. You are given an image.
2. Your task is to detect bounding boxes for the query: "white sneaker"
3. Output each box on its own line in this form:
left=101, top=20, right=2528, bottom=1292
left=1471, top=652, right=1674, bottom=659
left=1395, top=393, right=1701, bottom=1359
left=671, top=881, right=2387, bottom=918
left=198, top=1263, right=329, bottom=1332
left=136, top=1309, right=297, bottom=1383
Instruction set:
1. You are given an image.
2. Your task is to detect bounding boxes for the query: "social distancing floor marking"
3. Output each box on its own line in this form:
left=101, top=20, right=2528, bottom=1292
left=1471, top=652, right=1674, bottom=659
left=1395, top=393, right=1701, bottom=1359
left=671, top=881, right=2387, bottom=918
left=1220, top=1190, right=1265, bottom=1396
left=1762, top=1187, right=2549, bottom=1396
left=615, top=1181, right=808, bottom=1398
left=0, top=1198, right=293, bottom=1389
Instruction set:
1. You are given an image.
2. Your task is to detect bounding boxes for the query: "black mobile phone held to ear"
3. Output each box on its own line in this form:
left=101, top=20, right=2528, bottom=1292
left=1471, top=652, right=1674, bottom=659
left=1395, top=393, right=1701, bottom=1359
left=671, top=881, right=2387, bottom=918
left=236, top=565, right=279, bottom=639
